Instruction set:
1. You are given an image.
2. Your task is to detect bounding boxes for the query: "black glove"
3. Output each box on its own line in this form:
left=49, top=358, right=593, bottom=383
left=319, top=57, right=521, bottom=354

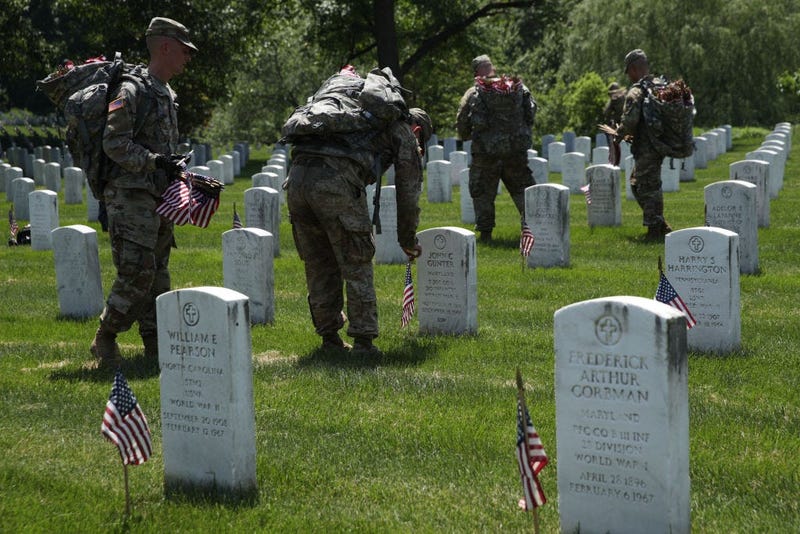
left=155, top=153, right=186, bottom=181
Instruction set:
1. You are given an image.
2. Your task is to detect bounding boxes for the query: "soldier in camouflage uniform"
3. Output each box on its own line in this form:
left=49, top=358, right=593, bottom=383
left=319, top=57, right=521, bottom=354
left=456, top=55, right=536, bottom=243
left=91, top=17, right=196, bottom=365
left=603, top=82, right=627, bottom=127
left=614, top=49, right=672, bottom=241
left=287, top=106, right=431, bottom=356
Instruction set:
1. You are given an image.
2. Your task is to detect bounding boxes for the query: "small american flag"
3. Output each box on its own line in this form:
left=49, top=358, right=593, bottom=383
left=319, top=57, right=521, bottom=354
left=655, top=272, right=697, bottom=328
left=101, top=370, right=152, bottom=466
left=156, top=176, right=192, bottom=225
left=516, top=376, right=548, bottom=510
left=400, top=262, right=415, bottom=328
left=8, top=209, right=18, bottom=243
left=520, top=223, right=535, bottom=257
left=232, top=203, right=243, bottom=229
left=580, top=183, right=592, bottom=205
left=156, top=174, right=220, bottom=228
left=189, top=184, right=220, bottom=228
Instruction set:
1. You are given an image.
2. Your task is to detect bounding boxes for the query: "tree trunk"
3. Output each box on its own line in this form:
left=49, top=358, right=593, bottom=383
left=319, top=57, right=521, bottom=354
left=373, top=0, right=401, bottom=79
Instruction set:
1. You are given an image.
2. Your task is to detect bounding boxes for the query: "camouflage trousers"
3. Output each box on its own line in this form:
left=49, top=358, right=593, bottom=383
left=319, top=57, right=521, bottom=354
left=287, top=155, right=378, bottom=340
left=469, top=152, right=534, bottom=232
left=630, top=152, right=666, bottom=227
left=100, top=187, right=174, bottom=338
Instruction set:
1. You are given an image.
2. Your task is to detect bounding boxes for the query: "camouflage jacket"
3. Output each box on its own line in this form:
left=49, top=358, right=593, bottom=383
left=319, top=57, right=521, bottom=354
left=617, top=75, right=658, bottom=157
left=292, top=120, right=422, bottom=249
left=455, top=84, right=535, bottom=155
left=603, top=89, right=626, bottom=126
left=103, top=69, right=179, bottom=196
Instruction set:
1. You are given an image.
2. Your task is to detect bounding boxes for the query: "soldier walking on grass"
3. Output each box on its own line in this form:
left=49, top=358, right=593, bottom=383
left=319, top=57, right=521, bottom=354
left=91, top=17, right=197, bottom=365
left=456, top=54, right=537, bottom=243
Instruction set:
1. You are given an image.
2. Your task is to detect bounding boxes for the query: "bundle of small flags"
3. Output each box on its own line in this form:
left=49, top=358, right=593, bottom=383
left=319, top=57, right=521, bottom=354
left=400, top=262, right=415, bottom=328
left=580, top=183, right=592, bottom=205
left=156, top=170, right=223, bottom=228
left=476, top=74, right=523, bottom=94
left=101, top=370, right=152, bottom=466
left=8, top=208, right=18, bottom=245
left=655, top=271, right=697, bottom=328
left=520, top=222, right=535, bottom=257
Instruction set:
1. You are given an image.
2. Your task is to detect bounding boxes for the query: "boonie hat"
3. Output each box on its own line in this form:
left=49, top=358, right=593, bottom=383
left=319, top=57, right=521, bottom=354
left=408, top=108, right=432, bottom=144
left=146, top=17, right=198, bottom=52
left=624, top=49, right=647, bottom=73
left=471, top=55, right=493, bottom=74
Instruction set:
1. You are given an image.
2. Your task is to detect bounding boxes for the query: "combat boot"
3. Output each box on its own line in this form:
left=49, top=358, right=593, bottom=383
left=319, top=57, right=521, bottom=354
left=351, top=337, right=383, bottom=357
left=479, top=231, right=493, bottom=243
left=90, top=325, right=121, bottom=366
left=321, top=333, right=351, bottom=352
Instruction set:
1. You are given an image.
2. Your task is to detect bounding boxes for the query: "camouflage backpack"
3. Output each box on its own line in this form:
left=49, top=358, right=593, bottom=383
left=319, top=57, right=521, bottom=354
left=281, top=66, right=408, bottom=145
left=36, top=53, right=151, bottom=200
left=470, top=75, right=535, bottom=154
left=639, top=77, right=695, bottom=158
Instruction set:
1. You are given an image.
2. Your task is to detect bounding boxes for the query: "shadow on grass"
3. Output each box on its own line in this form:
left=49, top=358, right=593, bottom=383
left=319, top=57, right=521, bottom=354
left=295, top=335, right=441, bottom=370
left=48, top=352, right=160, bottom=383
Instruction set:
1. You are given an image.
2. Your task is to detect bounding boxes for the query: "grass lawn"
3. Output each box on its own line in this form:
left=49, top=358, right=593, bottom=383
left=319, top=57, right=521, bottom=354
left=1, top=126, right=798, bottom=532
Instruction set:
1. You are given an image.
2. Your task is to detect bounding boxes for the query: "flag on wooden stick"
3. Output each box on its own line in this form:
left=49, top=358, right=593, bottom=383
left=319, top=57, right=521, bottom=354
left=101, top=370, right=152, bottom=466
left=400, top=262, right=415, bottom=327
left=520, top=222, right=535, bottom=257
left=233, top=203, right=243, bottom=229
left=516, top=369, right=548, bottom=511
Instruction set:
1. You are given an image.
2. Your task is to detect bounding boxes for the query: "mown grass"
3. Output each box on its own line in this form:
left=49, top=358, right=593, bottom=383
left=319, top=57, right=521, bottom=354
left=1, top=126, right=798, bottom=532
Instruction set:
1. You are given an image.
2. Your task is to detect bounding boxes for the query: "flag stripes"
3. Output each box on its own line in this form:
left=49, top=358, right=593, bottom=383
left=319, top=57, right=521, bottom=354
left=655, top=272, right=698, bottom=328
left=401, top=262, right=415, bottom=327
left=520, top=223, right=535, bottom=257
left=101, top=371, right=152, bottom=466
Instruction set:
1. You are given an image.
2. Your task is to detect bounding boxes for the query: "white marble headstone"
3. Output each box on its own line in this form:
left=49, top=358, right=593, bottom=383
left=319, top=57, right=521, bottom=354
left=554, top=296, right=689, bottom=534
left=547, top=142, right=566, bottom=173
left=729, top=160, right=769, bottom=227
left=43, top=162, right=61, bottom=193
left=29, top=190, right=59, bottom=250
left=745, top=149, right=780, bottom=198
left=459, top=169, right=475, bottom=224
left=524, top=183, right=570, bottom=268
left=592, top=146, right=610, bottom=165
left=426, top=160, right=452, bottom=203
left=562, top=152, right=586, bottom=194
left=223, top=228, right=274, bottom=324
left=206, top=160, right=225, bottom=183
left=678, top=156, right=695, bottom=182
left=704, top=180, right=758, bottom=274
left=13, top=177, right=35, bottom=220
left=244, top=187, right=280, bottom=256
left=427, top=144, right=444, bottom=163
left=528, top=156, right=548, bottom=185
left=585, top=164, right=622, bottom=227
left=52, top=225, right=104, bottom=317
left=665, top=227, right=741, bottom=353
left=575, top=136, right=592, bottom=162
left=5, top=166, right=23, bottom=201
left=448, top=151, right=468, bottom=187
left=660, top=158, right=680, bottom=192
left=64, top=167, right=84, bottom=204
left=693, top=137, right=708, bottom=169
left=416, top=227, right=477, bottom=335
left=373, top=186, right=407, bottom=264
left=157, top=286, right=257, bottom=497
left=541, top=134, right=555, bottom=159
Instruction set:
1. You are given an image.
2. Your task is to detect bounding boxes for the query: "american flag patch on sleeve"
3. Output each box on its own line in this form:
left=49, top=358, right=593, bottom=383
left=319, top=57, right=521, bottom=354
left=108, top=98, right=125, bottom=112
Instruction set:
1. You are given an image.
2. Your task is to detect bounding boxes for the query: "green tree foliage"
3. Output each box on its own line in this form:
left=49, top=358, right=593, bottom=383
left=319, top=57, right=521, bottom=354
left=561, top=0, right=800, bottom=126
left=1, top=0, right=271, bottom=133
left=563, top=72, right=607, bottom=136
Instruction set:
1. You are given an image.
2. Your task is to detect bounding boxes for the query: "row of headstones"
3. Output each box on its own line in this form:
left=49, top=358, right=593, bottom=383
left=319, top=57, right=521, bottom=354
left=2, top=144, right=73, bottom=178
left=139, top=237, right=702, bottom=526
left=1, top=140, right=255, bottom=221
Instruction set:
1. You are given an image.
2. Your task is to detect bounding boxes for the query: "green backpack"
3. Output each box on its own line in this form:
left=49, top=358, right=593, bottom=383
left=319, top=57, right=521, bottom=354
left=640, top=78, right=695, bottom=158
left=37, top=53, right=150, bottom=200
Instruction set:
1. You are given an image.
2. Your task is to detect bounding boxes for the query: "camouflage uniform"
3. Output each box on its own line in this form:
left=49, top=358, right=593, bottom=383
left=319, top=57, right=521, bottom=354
left=617, top=74, right=666, bottom=229
left=287, top=121, right=422, bottom=341
left=603, top=86, right=626, bottom=126
left=456, top=83, right=535, bottom=235
left=100, top=70, right=179, bottom=340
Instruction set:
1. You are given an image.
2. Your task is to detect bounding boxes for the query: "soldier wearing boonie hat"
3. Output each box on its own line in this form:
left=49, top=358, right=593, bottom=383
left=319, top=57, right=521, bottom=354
left=145, top=17, right=198, bottom=52
left=91, top=15, right=197, bottom=366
